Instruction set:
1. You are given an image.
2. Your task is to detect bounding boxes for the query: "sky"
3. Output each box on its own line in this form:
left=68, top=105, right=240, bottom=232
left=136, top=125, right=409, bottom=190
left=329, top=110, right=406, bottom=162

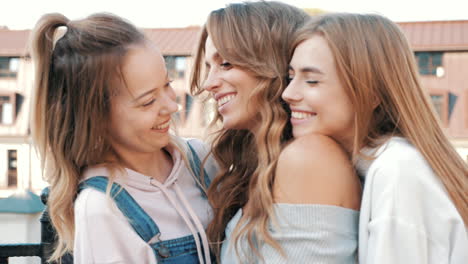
left=1, top=0, right=467, bottom=30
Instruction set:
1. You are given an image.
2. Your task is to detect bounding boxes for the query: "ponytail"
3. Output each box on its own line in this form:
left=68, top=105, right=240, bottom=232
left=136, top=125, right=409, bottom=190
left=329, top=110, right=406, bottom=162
left=30, top=13, right=69, bottom=164
left=29, top=12, right=147, bottom=261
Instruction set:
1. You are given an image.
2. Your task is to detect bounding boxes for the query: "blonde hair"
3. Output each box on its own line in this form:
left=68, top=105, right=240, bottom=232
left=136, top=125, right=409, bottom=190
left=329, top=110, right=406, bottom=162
left=190, top=1, right=308, bottom=259
left=30, top=13, right=148, bottom=261
left=293, top=13, right=468, bottom=223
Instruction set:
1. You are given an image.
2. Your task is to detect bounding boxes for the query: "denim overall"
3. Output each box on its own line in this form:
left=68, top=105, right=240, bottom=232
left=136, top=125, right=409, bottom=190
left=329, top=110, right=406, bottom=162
left=78, top=142, right=213, bottom=263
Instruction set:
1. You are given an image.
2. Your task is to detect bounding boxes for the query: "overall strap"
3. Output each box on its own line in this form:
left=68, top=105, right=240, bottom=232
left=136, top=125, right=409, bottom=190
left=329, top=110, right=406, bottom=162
left=78, top=176, right=161, bottom=243
left=187, top=141, right=212, bottom=196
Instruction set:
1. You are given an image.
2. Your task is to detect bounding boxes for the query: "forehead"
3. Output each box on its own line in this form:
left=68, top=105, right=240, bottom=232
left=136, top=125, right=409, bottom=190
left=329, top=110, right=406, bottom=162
left=118, top=43, right=167, bottom=96
left=204, top=36, right=219, bottom=61
left=291, top=35, right=335, bottom=71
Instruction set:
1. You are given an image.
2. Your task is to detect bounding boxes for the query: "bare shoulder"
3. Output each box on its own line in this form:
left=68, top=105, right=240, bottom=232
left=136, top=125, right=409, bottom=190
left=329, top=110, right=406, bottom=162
left=274, top=134, right=361, bottom=209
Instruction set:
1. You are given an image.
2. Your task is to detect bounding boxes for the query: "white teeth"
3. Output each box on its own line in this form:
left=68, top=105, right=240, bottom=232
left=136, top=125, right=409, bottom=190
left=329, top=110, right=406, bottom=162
left=218, top=94, right=235, bottom=106
left=154, top=120, right=170, bottom=130
left=291, top=111, right=313, bottom=119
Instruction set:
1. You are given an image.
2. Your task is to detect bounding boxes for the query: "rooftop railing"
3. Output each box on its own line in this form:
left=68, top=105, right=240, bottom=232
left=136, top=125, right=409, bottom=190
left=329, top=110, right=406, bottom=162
left=0, top=189, right=73, bottom=264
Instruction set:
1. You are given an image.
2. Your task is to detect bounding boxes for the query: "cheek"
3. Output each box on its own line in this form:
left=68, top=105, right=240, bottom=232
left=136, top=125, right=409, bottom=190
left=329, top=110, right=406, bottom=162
left=235, top=72, right=257, bottom=96
left=303, top=89, right=322, bottom=107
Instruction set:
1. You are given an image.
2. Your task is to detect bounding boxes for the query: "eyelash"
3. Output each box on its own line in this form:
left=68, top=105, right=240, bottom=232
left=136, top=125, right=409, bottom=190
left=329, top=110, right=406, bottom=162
left=286, top=75, right=319, bottom=85
left=142, top=99, right=156, bottom=107
left=141, top=80, right=173, bottom=107
left=220, top=62, right=232, bottom=69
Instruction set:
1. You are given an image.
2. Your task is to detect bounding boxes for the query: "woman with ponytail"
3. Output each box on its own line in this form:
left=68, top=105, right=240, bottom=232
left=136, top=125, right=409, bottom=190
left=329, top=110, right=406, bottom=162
left=283, top=13, right=467, bottom=263
left=30, top=13, right=216, bottom=264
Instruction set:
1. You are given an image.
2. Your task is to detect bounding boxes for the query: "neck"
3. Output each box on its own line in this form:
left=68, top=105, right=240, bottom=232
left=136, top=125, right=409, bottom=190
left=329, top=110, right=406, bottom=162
left=109, top=147, right=173, bottom=182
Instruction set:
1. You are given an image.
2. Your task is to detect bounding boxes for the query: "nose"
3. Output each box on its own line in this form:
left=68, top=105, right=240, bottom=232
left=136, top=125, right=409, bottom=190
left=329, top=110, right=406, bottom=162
left=282, top=80, right=303, bottom=103
left=203, top=68, right=222, bottom=92
left=160, top=85, right=178, bottom=116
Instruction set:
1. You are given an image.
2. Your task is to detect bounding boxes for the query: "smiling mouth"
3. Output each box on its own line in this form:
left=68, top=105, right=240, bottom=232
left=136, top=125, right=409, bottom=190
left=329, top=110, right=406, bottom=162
left=152, top=120, right=170, bottom=130
left=291, top=111, right=316, bottom=119
left=217, top=94, right=236, bottom=107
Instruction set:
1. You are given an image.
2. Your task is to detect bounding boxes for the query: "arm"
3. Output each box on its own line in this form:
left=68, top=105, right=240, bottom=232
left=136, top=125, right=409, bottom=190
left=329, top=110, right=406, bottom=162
left=74, top=189, right=157, bottom=264
left=360, top=145, right=467, bottom=264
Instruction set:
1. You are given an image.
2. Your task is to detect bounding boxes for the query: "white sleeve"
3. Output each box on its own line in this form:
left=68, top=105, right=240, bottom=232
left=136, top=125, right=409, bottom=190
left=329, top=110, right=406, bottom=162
left=365, top=218, right=444, bottom=264
left=362, top=155, right=461, bottom=264
left=74, top=189, right=157, bottom=264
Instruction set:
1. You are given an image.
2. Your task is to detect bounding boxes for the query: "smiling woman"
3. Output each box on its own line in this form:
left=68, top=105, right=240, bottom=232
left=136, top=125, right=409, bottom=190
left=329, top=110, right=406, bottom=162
left=284, top=35, right=355, bottom=150
left=283, top=13, right=468, bottom=264
left=30, top=12, right=217, bottom=264
left=190, top=1, right=362, bottom=264
left=202, top=36, right=261, bottom=130
left=107, top=43, right=178, bottom=167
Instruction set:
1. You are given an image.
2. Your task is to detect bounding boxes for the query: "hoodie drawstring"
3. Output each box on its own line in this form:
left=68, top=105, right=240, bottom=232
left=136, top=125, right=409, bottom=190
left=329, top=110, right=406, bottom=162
left=149, top=178, right=211, bottom=264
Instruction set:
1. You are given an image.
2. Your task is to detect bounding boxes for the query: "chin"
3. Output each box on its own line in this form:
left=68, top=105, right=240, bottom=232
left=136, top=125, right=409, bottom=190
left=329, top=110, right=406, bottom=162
left=292, top=129, right=304, bottom=139
left=221, top=117, right=239, bottom=130
left=292, top=128, right=315, bottom=139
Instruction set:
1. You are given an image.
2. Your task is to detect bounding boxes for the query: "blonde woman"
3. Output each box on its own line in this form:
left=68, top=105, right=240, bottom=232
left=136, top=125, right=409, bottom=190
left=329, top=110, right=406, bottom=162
left=191, top=2, right=361, bottom=263
left=283, top=13, right=468, bottom=264
left=30, top=13, right=216, bottom=264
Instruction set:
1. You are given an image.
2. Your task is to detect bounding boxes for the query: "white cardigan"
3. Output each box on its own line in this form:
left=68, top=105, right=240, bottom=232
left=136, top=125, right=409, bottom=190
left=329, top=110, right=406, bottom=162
left=356, top=137, right=467, bottom=264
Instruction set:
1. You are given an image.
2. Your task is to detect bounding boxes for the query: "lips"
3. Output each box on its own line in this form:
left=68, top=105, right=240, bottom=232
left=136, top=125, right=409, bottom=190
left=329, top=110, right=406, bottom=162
left=152, top=119, right=170, bottom=130
left=215, top=92, right=236, bottom=107
left=291, top=111, right=315, bottom=119
left=291, top=109, right=316, bottom=119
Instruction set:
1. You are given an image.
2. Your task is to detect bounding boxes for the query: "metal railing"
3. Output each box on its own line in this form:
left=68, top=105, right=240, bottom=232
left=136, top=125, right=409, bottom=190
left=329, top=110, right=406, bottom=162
left=0, top=189, right=73, bottom=264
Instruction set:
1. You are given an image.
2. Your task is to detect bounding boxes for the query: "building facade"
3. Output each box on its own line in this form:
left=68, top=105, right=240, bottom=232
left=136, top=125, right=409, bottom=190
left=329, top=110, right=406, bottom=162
left=399, top=20, right=468, bottom=160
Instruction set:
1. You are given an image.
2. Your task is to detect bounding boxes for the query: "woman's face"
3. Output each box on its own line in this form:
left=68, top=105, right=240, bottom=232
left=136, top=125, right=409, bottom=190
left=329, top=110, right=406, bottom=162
left=108, top=42, right=178, bottom=156
left=282, top=35, right=355, bottom=149
left=203, top=36, right=260, bottom=131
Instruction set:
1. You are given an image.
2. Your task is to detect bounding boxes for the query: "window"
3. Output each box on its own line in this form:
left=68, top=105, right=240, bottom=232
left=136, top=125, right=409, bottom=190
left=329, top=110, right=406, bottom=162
left=0, top=93, right=23, bottom=125
left=415, top=52, right=443, bottom=76
left=185, top=93, right=193, bottom=116
left=0, top=95, right=14, bottom=125
left=0, top=57, right=19, bottom=78
left=429, top=89, right=448, bottom=125
left=7, top=150, right=17, bottom=187
left=165, top=56, right=187, bottom=79
left=431, top=95, right=444, bottom=119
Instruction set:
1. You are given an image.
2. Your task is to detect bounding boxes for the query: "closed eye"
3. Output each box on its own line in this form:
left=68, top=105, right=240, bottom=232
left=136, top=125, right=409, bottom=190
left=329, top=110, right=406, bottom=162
left=220, top=62, right=232, bottom=70
left=306, top=80, right=319, bottom=84
left=142, top=99, right=156, bottom=107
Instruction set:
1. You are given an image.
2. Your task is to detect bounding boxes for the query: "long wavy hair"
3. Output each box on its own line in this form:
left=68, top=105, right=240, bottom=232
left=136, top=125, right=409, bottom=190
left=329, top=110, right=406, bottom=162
left=30, top=13, right=148, bottom=261
left=293, top=13, right=468, bottom=223
left=190, top=1, right=308, bottom=259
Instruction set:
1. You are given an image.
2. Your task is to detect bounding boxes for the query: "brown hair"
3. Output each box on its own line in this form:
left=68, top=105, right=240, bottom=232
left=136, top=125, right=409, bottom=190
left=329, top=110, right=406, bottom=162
left=190, top=1, right=308, bottom=259
left=293, top=13, right=467, bottom=223
left=30, top=12, right=146, bottom=261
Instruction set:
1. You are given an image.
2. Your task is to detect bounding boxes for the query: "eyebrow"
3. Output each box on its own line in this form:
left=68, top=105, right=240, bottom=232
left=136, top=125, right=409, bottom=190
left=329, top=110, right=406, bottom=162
left=133, top=88, right=157, bottom=102
left=205, top=51, right=221, bottom=65
left=288, top=65, right=324, bottom=75
left=132, top=73, right=169, bottom=102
